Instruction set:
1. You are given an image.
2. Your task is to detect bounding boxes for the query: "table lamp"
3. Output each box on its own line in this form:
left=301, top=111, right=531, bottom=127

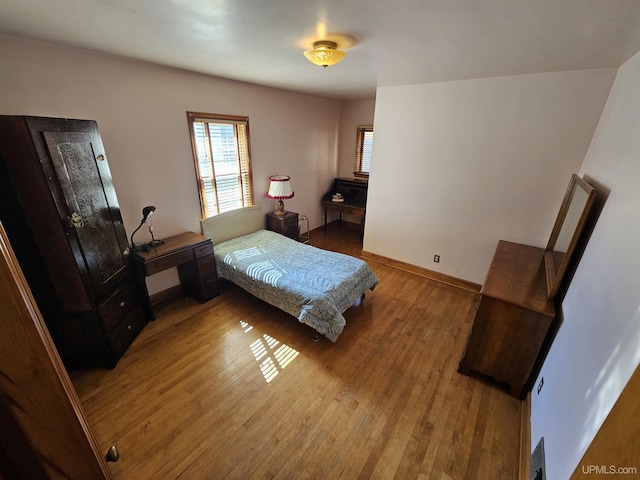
left=266, top=175, right=294, bottom=215
left=130, top=205, right=164, bottom=251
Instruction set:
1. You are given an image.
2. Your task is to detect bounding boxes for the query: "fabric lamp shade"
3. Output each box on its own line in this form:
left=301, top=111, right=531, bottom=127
left=266, top=175, right=294, bottom=200
left=266, top=175, right=294, bottom=215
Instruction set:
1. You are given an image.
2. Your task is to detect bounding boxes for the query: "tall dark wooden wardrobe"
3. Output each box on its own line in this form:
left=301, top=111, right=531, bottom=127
left=0, top=116, right=147, bottom=369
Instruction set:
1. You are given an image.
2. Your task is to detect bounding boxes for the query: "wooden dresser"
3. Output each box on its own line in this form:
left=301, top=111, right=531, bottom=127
left=458, top=240, right=555, bottom=399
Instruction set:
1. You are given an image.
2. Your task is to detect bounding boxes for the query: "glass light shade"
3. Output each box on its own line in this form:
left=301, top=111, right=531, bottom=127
left=304, top=41, right=346, bottom=68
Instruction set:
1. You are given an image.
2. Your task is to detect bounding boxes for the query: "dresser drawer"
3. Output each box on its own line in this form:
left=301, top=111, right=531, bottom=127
left=194, top=241, right=214, bottom=258
left=98, top=281, right=140, bottom=332
left=145, top=248, right=194, bottom=276
left=197, top=274, right=220, bottom=302
left=197, top=254, right=216, bottom=278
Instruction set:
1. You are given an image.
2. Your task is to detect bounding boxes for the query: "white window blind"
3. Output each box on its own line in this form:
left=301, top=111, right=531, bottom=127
left=188, top=112, right=254, bottom=217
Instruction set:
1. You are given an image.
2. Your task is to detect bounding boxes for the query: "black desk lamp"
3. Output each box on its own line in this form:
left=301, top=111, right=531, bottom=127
left=130, top=206, right=164, bottom=251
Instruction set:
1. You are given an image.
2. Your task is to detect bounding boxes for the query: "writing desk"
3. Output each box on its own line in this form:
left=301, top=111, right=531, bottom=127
left=322, top=200, right=365, bottom=240
left=322, top=177, right=368, bottom=242
left=131, top=231, right=219, bottom=319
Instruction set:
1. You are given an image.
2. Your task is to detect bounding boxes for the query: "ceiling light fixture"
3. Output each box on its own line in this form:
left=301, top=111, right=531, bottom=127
left=303, top=40, right=346, bottom=68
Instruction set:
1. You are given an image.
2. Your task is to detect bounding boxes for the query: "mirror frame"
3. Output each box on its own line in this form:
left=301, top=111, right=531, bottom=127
left=544, top=174, right=596, bottom=299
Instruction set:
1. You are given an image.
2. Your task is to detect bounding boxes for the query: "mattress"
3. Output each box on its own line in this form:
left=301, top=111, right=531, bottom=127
left=213, top=229, right=379, bottom=341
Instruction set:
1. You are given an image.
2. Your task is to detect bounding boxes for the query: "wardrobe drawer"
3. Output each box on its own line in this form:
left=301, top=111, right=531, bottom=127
left=107, top=303, right=147, bottom=363
left=99, top=281, right=139, bottom=332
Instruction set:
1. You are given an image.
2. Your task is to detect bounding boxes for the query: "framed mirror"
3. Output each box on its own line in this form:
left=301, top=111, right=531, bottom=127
left=544, top=174, right=596, bottom=299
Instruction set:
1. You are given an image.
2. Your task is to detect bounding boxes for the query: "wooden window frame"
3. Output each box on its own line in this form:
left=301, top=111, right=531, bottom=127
left=354, top=125, right=373, bottom=178
left=187, top=111, right=255, bottom=218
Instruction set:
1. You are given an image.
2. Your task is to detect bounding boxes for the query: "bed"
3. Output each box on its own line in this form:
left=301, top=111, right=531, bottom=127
left=201, top=206, right=379, bottom=342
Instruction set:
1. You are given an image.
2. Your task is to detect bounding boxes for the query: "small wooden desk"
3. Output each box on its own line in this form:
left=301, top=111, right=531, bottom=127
left=322, top=201, right=366, bottom=241
left=131, top=232, right=219, bottom=319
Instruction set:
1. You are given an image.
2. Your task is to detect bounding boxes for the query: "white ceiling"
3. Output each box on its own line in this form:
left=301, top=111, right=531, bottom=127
left=2, top=0, right=640, bottom=101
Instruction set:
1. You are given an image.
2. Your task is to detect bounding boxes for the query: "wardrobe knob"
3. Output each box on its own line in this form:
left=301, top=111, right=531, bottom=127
left=67, top=212, right=84, bottom=229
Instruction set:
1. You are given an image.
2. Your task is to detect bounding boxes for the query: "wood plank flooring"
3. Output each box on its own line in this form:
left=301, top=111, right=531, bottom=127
left=71, top=224, right=522, bottom=480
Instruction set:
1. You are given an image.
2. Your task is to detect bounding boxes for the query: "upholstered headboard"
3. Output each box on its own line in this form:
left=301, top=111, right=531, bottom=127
left=200, top=205, right=263, bottom=245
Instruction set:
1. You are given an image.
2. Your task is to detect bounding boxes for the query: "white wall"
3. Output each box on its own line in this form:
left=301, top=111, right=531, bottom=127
left=0, top=34, right=341, bottom=293
left=365, top=70, right=616, bottom=284
left=531, top=50, right=640, bottom=480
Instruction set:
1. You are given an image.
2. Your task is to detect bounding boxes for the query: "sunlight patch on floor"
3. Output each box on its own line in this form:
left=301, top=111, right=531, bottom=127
left=241, top=321, right=299, bottom=383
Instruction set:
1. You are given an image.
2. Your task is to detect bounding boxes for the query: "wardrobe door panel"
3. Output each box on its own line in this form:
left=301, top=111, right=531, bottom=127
left=43, top=131, right=128, bottom=298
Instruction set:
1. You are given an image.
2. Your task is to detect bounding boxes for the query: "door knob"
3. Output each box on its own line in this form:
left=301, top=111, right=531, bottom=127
left=105, top=445, right=120, bottom=462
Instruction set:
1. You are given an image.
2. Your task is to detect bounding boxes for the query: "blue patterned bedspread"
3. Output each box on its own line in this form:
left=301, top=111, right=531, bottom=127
left=214, top=229, right=379, bottom=342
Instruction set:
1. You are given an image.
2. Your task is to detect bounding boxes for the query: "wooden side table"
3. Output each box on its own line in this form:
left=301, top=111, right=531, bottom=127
left=266, top=211, right=299, bottom=241
left=131, top=231, right=219, bottom=319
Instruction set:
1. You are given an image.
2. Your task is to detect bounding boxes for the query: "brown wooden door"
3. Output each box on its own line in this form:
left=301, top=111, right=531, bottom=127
left=41, top=129, right=129, bottom=302
left=0, top=223, right=113, bottom=479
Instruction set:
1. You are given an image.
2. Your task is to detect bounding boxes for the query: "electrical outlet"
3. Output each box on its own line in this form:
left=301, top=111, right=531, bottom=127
left=434, top=255, right=440, bottom=263
left=537, top=377, right=544, bottom=394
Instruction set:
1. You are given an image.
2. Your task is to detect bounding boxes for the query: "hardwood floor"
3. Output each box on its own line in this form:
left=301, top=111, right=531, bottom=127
left=71, top=223, right=522, bottom=480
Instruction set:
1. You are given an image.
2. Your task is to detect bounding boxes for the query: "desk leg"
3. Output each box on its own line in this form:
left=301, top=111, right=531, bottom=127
left=133, top=263, right=155, bottom=321
left=324, top=210, right=327, bottom=232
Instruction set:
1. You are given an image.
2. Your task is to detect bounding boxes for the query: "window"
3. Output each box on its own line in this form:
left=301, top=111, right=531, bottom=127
left=354, top=125, right=373, bottom=177
left=187, top=112, right=254, bottom=217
